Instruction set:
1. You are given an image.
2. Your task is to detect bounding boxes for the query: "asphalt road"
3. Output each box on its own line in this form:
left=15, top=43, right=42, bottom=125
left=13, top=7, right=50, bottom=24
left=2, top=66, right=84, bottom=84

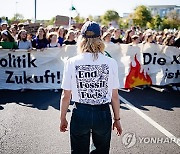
left=0, top=87, right=180, bottom=154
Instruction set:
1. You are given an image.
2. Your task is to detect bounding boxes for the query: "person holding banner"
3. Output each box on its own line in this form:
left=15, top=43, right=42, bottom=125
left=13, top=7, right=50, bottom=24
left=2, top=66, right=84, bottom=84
left=60, top=21, right=122, bottom=154
left=32, top=27, right=48, bottom=50
left=0, top=30, right=18, bottom=49
left=17, top=29, right=32, bottom=51
left=47, top=32, right=60, bottom=48
left=63, top=30, right=76, bottom=45
left=57, top=26, right=65, bottom=46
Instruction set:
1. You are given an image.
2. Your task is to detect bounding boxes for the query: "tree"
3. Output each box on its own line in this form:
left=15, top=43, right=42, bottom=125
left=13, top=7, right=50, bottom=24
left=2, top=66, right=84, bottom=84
left=131, top=5, right=152, bottom=28
left=146, top=21, right=155, bottom=29
left=74, top=15, right=85, bottom=23
left=146, top=15, right=162, bottom=29
left=44, top=17, right=55, bottom=26
left=161, top=10, right=180, bottom=29
left=87, top=15, right=94, bottom=21
left=101, top=10, right=119, bottom=25
left=118, top=18, right=129, bottom=29
left=153, top=15, right=162, bottom=29
left=93, top=16, right=101, bottom=24
left=11, top=13, right=24, bottom=21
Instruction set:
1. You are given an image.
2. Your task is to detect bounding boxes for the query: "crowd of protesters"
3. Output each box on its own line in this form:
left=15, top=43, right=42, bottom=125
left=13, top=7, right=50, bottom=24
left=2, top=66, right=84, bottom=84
left=0, top=19, right=180, bottom=51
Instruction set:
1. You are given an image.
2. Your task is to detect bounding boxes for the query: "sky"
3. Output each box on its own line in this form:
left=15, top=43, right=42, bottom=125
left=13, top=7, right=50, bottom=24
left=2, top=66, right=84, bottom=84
left=0, top=0, right=179, bottom=20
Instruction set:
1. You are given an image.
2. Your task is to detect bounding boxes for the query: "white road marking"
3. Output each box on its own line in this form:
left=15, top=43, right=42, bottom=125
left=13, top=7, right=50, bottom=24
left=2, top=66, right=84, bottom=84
left=119, top=95, right=180, bottom=147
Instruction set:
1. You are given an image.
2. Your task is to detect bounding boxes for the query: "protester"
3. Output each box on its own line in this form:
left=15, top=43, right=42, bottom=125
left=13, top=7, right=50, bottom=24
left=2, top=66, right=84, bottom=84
left=102, top=31, right=113, bottom=44
left=155, top=35, right=163, bottom=45
left=32, top=27, right=48, bottom=50
left=17, top=23, right=24, bottom=31
left=163, top=35, right=175, bottom=46
left=123, top=29, right=133, bottom=44
left=130, top=35, right=139, bottom=45
left=17, top=29, right=32, bottom=51
left=74, top=30, right=81, bottom=41
left=174, top=31, right=180, bottom=48
left=137, top=31, right=143, bottom=43
left=143, top=33, right=154, bottom=44
left=57, top=26, right=65, bottom=46
left=101, top=25, right=107, bottom=35
left=111, top=28, right=123, bottom=44
left=27, top=33, right=35, bottom=42
left=60, top=21, right=122, bottom=154
left=108, top=27, right=114, bottom=34
left=63, top=30, right=76, bottom=45
left=0, top=30, right=18, bottom=49
left=47, top=32, right=60, bottom=48
left=10, top=25, right=18, bottom=41
left=1, top=23, right=8, bottom=31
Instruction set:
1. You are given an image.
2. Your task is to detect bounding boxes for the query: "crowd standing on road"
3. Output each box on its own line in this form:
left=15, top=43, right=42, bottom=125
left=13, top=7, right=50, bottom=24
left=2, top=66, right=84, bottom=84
left=0, top=19, right=180, bottom=50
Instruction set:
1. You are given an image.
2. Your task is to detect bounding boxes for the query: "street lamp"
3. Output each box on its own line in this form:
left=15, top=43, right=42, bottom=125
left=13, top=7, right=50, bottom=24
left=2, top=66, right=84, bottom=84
left=15, top=1, right=18, bottom=20
left=35, top=0, right=37, bottom=22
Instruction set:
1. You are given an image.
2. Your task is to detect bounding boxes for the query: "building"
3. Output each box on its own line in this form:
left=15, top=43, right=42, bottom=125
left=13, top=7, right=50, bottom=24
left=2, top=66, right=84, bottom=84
left=148, top=5, right=180, bottom=18
left=123, top=13, right=130, bottom=18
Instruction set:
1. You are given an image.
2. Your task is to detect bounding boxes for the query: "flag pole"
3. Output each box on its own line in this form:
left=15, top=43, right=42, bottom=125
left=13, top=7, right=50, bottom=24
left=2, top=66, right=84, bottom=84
left=68, top=0, right=73, bottom=28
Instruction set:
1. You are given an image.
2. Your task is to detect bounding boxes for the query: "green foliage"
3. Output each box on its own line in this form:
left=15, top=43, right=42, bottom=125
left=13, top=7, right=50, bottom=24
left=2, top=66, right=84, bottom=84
left=153, top=15, right=162, bottom=29
left=132, top=5, right=152, bottom=28
left=44, top=17, right=55, bottom=26
left=118, top=18, right=129, bottom=29
left=146, top=21, right=155, bottom=29
left=74, top=15, right=85, bottom=23
left=161, top=18, right=180, bottom=29
left=161, top=11, right=180, bottom=29
left=146, top=15, right=162, bottom=29
left=6, top=13, right=25, bottom=25
left=93, top=16, right=101, bottom=23
left=101, top=10, right=119, bottom=25
left=11, top=13, right=24, bottom=21
left=0, top=16, right=7, bottom=20
left=88, top=15, right=94, bottom=21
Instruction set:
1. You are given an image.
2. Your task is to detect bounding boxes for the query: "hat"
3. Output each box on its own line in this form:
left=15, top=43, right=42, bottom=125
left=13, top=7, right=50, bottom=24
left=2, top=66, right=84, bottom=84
left=102, top=32, right=111, bottom=40
left=131, top=35, right=139, bottom=39
left=1, top=30, right=8, bottom=36
left=146, top=33, right=152, bottom=38
left=1, top=22, right=8, bottom=26
left=81, top=21, right=100, bottom=38
left=108, top=27, right=114, bottom=32
left=18, top=23, right=24, bottom=27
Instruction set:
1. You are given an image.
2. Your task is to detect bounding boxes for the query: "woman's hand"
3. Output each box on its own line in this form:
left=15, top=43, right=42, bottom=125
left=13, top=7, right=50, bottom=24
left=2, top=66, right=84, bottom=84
left=113, top=120, right=122, bottom=136
left=60, top=118, right=68, bottom=132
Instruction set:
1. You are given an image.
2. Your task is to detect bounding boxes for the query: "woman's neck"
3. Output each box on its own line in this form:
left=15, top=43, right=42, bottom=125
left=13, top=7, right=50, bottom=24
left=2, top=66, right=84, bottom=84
left=68, top=38, right=73, bottom=41
left=114, top=35, right=119, bottom=39
left=38, top=35, right=43, bottom=39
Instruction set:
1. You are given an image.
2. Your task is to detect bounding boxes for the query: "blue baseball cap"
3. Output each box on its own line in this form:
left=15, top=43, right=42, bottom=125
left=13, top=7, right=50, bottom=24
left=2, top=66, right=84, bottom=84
left=81, top=21, right=100, bottom=38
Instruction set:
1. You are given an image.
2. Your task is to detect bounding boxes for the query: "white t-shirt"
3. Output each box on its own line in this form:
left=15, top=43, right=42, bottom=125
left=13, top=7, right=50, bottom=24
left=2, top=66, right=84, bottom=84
left=61, top=52, right=119, bottom=105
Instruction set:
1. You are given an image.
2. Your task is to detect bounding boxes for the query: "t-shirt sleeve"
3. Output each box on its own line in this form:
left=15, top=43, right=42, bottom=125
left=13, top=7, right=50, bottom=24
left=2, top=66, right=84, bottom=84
left=112, top=59, right=120, bottom=89
left=61, top=59, right=72, bottom=90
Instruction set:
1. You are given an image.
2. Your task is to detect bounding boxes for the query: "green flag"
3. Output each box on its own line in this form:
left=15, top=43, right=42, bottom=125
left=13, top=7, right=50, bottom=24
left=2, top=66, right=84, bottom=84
left=71, top=5, right=76, bottom=11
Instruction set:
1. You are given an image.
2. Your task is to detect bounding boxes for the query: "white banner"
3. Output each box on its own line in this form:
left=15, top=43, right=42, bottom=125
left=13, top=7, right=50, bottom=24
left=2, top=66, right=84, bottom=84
left=0, top=44, right=179, bottom=89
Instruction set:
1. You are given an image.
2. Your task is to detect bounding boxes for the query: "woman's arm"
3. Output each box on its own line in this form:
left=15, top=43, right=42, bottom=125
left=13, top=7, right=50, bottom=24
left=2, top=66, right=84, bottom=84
left=60, top=89, right=71, bottom=132
left=111, top=89, right=123, bottom=136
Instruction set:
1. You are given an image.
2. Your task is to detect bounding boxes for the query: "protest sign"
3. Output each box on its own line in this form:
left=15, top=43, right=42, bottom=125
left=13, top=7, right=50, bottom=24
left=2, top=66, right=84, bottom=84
left=0, top=44, right=179, bottom=89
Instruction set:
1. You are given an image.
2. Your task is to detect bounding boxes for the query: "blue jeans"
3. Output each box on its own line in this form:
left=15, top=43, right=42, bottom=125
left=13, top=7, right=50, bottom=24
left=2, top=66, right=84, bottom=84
left=70, top=102, right=112, bottom=154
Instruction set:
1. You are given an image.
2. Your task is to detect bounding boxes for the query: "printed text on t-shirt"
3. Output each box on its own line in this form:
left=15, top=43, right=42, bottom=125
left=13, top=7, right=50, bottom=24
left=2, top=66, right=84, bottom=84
left=75, top=64, right=109, bottom=104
